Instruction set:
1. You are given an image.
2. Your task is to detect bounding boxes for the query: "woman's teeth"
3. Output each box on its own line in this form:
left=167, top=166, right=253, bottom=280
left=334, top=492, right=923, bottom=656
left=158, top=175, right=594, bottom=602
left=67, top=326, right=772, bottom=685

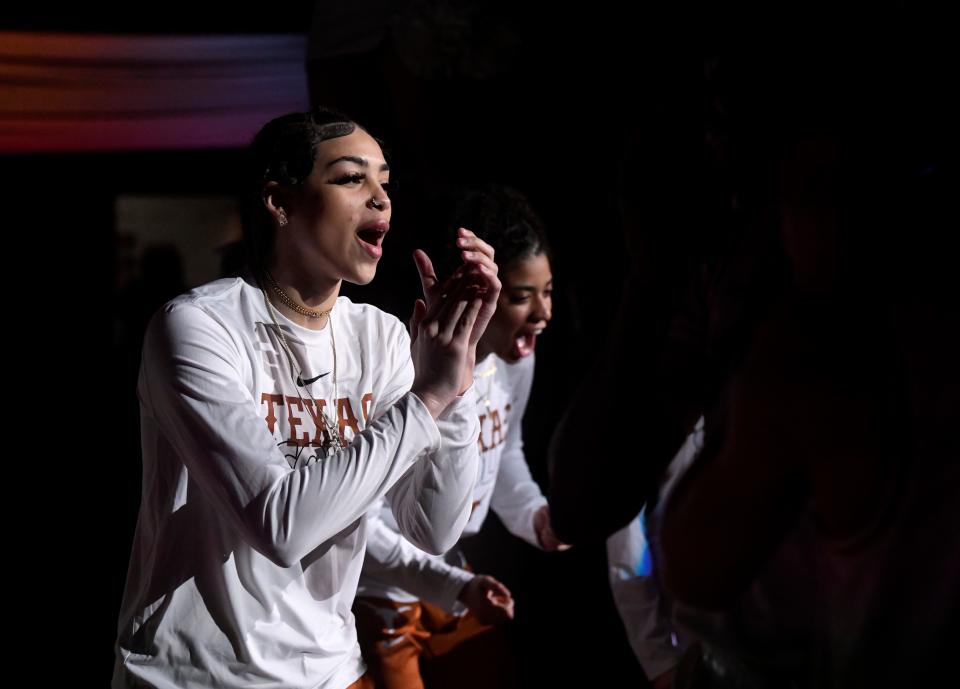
left=511, top=332, right=537, bottom=358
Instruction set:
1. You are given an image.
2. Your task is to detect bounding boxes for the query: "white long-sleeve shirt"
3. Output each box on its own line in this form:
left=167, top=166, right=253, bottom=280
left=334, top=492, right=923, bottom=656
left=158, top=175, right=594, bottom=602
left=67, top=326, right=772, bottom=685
left=606, top=418, right=703, bottom=680
left=358, top=352, right=548, bottom=611
left=112, top=277, right=479, bottom=689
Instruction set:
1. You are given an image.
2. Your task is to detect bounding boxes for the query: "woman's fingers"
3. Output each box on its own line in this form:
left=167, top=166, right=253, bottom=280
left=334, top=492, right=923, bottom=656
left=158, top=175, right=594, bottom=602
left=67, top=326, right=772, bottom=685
left=465, top=265, right=501, bottom=347
left=413, top=249, right=440, bottom=299
left=487, top=578, right=512, bottom=600
left=461, top=249, right=498, bottom=276
left=456, top=227, right=495, bottom=262
left=454, top=298, right=483, bottom=343
left=415, top=248, right=475, bottom=323
left=457, top=229, right=498, bottom=275
left=429, top=277, right=475, bottom=342
left=415, top=236, right=499, bottom=350
left=408, top=299, right=426, bottom=343
left=439, top=298, right=469, bottom=343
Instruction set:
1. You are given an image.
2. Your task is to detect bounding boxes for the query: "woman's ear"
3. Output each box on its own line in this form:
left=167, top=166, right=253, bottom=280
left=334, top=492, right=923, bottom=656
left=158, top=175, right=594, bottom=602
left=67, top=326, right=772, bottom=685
left=262, top=181, right=290, bottom=227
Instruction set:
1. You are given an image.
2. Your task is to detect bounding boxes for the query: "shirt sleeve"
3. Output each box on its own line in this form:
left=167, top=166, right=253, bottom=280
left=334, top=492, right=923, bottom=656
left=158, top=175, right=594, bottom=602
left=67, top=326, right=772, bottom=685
left=139, top=301, right=443, bottom=568
left=372, top=318, right=482, bottom=556
left=606, top=422, right=702, bottom=677
left=607, top=514, right=685, bottom=681
left=362, top=500, right=475, bottom=612
left=489, top=355, right=548, bottom=547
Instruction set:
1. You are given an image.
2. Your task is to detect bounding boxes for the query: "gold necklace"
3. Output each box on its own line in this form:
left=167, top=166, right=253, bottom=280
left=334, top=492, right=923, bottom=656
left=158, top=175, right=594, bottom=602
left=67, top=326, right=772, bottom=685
left=266, top=271, right=333, bottom=320
left=261, top=289, right=345, bottom=457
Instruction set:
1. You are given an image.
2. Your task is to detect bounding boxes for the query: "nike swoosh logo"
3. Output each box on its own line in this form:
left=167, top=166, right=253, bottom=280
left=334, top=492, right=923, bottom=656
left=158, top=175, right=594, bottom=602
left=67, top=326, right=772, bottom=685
left=297, top=372, right=331, bottom=386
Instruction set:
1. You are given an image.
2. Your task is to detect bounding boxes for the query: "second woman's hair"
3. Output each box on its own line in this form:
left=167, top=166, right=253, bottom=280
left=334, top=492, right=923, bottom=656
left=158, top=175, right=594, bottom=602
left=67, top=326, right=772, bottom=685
left=440, top=184, right=550, bottom=278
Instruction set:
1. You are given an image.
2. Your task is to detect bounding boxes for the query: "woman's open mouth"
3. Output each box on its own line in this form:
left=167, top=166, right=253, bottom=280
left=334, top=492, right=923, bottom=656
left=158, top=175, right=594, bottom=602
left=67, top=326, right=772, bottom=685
left=356, top=221, right=389, bottom=259
left=510, top=327, right=545, bottom=359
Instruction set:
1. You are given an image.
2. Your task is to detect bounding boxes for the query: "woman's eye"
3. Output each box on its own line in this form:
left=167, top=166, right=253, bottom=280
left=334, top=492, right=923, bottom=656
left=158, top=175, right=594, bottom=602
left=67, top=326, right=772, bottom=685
left=336, top=172, right=365, bottom=184
left=508, top=295, right=530, bottom=304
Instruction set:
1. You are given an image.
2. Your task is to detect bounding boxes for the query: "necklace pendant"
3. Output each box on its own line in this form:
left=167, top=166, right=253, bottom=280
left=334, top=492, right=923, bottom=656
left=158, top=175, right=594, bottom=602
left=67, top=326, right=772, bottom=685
left=326, top=436, right=345, bottom=457
left=323, top=418, right=344, bottom=457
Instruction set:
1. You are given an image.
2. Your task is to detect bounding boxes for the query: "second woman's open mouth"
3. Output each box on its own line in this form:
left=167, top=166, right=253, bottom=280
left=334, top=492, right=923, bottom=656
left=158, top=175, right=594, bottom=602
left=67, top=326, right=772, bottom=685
left=510, top=327, right=545, bottom=359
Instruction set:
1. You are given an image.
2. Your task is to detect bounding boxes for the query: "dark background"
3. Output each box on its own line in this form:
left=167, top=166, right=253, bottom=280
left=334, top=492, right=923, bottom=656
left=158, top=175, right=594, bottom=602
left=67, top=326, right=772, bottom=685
left=5, top=3, right=951, bottom=685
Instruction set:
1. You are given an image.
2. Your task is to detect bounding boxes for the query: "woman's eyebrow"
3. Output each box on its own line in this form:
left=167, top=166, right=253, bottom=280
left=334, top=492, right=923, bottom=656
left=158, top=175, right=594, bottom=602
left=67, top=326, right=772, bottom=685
left=509, top=279, right=553, bottom=292
left=325, top=155, right=390, bottom=172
